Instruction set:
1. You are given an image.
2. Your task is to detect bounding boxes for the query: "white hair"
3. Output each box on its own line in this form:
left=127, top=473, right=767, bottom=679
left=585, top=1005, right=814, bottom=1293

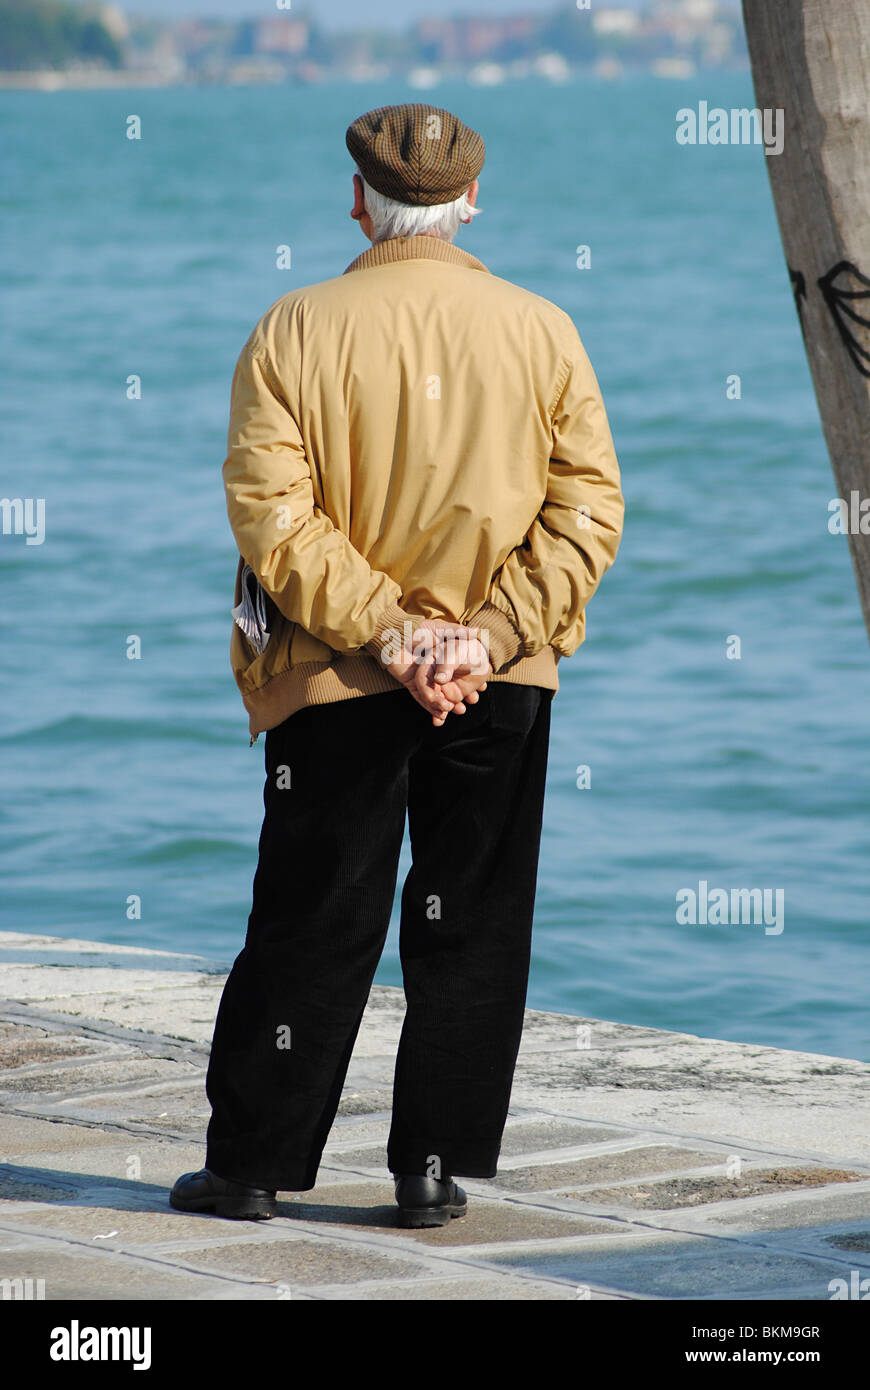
left=355, top=166, right=482, bottom=244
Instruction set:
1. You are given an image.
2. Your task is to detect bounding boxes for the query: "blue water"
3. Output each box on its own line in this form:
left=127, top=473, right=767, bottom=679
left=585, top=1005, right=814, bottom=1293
left=2, top=75, right=868, bottom=1061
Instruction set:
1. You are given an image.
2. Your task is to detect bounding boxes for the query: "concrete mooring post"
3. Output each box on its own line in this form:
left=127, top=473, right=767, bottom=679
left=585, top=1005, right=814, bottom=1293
left=742, top=0, right=870, bottom=637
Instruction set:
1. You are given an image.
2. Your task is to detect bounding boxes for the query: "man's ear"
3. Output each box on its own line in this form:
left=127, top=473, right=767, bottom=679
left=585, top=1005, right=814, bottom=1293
left=460, top=178, right=479, bottom=223
left=351, top=172, right=366, bottom=221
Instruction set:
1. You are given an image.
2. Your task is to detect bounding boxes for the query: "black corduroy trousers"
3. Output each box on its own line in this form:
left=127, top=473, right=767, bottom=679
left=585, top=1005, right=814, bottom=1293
left=205, top=681, right=553, bottom=1192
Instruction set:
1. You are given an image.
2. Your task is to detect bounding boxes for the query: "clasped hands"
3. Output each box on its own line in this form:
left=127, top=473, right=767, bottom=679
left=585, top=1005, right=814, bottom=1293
left=385, top=620, right=492, bottom=727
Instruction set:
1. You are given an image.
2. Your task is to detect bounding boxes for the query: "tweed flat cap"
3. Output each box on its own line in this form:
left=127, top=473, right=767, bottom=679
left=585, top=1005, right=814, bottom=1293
left=346, top=103, right=485, bottom=206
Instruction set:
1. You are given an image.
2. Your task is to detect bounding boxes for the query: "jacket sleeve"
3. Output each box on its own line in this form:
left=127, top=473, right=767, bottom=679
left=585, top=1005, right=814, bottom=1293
left=222, top=336, right=416, bottom=661
left=471, top=327, right=624, bottom=670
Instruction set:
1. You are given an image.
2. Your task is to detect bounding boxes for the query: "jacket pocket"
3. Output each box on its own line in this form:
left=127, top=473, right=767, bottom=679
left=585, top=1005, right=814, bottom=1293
left=231, top=611, right=291, bottom=690
left=229, top=560, right=292, bottom=693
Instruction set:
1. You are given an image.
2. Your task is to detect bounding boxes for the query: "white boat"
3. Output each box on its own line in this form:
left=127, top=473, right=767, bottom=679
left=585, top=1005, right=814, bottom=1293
left=408, top=66, right=440, bottom=89
left=468, top=63, right=505, bottom=86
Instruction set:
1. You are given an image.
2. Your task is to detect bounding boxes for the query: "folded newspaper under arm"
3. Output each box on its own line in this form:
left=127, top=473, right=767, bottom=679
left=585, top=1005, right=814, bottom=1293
left=231, top=563, right=271, bottom=655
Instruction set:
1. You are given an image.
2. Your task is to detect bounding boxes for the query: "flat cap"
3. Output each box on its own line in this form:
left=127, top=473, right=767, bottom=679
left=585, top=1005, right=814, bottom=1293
left=346, top=103, right=485, bottom=207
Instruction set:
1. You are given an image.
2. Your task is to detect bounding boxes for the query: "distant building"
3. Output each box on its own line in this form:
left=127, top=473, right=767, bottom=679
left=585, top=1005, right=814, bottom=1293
left=250, top=18, right=309, bottom=58
left=413, top=14, right=541, bottom=65
left=1, top=0, right=746, bottom=89
left=97, top=5, right=129, bottom=43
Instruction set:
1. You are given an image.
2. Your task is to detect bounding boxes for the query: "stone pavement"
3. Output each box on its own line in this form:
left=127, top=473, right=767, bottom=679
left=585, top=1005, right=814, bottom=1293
left=0, top=932, right=868, bottom=1301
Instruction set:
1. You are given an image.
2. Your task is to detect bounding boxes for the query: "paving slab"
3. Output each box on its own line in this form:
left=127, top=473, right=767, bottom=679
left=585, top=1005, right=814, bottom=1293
left=0, top=1140, right=209, bottom=1187
left=0, top=1242, right=275, bottom=1300
left=0, top=1204, right=267, bottom=1244
left=570, top=1167, right=864, bottom=1210
left=470, top=1232, right=859, bottom=1301
left=497, top=1120, right=636, bottom=1154
left=335, top=1092, right=395, bottom=1117
left=0, top=1056, right=204, bottom=1100
left=338, top=1275, right=599, bottom=1300
left=0, top=1115, right=147, bottom=1156
left=492, top=1146, right=724, bottom=1192
left=210, top=1180, right=617, bottom=1245
left=167, top=1237, right=428, bottom=1285
left=701, top=1186, right=870, bottom=1232
left=823, top=1230, right=870, bottom=1253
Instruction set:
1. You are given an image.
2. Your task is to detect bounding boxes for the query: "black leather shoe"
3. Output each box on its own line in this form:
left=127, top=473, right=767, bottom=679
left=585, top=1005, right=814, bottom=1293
left=393, top=1174, right=467, bottom=1228
left=170, top=1168, right=276, bottom=1220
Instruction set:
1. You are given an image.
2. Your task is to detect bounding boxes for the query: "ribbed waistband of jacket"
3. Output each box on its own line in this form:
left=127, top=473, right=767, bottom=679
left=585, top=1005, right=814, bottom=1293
left=241, top=647, right=560, bottom=739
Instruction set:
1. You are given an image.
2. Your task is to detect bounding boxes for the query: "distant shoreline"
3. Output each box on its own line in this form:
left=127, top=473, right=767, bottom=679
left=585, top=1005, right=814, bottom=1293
left=0, top=71, right=182, bottom=91
left=0, top=61, right=748, bottom=94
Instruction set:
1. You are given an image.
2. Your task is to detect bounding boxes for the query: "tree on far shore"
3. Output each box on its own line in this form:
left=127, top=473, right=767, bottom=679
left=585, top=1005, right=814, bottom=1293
left=0, top=0, right=123, bottom=72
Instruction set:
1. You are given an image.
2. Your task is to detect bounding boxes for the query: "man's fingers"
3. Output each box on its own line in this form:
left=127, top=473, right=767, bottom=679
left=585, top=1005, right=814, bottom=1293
left=434, top=633, right=489, bottom=677
left=411, top=658, right=455, bottom=714
left=403, top=622, right=490, bottom=725
left=436, top=677, right=464, bottom=704
left=411, top=685, right=453, bottom=717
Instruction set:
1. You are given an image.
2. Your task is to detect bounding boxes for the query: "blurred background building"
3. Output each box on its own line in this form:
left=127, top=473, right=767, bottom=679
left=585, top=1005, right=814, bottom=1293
left=0, top=0, right=747, bottom=88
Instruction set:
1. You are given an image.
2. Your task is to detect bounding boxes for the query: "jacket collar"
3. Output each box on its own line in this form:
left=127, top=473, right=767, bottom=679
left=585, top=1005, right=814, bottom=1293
left=343, top=234, right=491, bottom=276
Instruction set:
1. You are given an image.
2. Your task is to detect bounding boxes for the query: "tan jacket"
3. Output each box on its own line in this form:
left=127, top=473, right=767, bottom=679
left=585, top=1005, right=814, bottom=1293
left=223, top=233, right=624, bottom=738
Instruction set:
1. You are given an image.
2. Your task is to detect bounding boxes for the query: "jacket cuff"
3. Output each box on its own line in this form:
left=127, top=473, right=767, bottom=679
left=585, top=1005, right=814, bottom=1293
left=363, top=601, right=418, bottom=666
left=471, top=601, right=524, bottom=672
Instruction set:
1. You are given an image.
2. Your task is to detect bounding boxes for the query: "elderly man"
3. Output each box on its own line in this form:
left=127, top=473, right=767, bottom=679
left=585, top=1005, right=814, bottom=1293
left=171, top=104, right=624, bottom=1228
